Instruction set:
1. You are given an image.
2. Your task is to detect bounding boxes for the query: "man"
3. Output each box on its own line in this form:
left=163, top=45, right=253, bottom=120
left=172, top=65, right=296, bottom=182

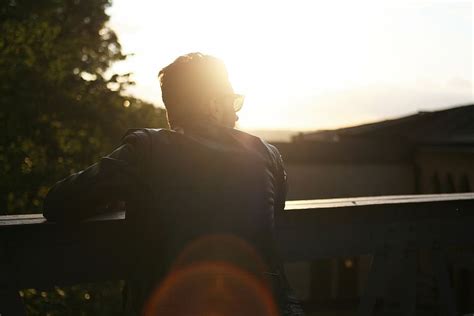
left=43, top=52, right=304, bottom=315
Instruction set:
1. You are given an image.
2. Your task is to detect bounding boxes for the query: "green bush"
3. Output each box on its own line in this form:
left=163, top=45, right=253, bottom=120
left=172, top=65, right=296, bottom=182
left=1, top=1, right=167, bottom=314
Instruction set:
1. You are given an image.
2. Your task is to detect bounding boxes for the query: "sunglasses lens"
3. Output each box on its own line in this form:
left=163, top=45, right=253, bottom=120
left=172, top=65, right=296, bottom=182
left=233, top=95, right=245, bottom=112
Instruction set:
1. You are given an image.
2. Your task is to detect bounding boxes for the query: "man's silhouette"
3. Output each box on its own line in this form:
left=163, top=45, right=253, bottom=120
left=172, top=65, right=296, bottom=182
left=43, top=52, right=304, bottom=315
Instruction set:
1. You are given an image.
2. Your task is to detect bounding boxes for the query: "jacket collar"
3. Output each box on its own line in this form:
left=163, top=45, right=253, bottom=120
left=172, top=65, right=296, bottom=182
left=173, top=121, right=232, bottom=138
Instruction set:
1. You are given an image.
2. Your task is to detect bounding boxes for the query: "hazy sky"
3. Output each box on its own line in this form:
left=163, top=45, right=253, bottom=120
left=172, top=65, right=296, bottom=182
left=107, top=0, right=473, bottom=131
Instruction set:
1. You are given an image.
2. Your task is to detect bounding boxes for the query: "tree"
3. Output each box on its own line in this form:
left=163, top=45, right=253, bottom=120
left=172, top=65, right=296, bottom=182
left=0, top=1, right=168, bottom=314
left=0, top=0, right=168, bottom=215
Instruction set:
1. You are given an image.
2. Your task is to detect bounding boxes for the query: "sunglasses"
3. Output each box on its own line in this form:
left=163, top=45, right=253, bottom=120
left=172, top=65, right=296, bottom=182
left=215, top=93, right=245, bottom=112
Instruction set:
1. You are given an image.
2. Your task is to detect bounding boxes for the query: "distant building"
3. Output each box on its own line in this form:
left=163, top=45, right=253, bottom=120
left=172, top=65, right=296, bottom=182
left=273, top=104, right=474, bottom=310
left=275, top=103, right=474, bottom=200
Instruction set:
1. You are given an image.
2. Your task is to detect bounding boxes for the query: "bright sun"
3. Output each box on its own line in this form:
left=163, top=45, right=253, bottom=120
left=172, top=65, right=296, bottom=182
left=109, top=0, right=390, bottom=129
left=109, top=0, right=472, bottom=130
left=199, top=1, right=380, bottom=129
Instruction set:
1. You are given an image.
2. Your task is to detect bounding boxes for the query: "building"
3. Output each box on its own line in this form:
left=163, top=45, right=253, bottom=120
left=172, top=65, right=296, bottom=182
left=273, top=104, right=474, bottom=312
left=276, top=103, right=474, bottom=200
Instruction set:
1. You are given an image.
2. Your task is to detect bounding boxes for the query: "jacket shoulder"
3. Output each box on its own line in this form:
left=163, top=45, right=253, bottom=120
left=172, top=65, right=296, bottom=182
left=121, top=128, right=178, bottom=146
left=230, top=129, right=283, bottom=166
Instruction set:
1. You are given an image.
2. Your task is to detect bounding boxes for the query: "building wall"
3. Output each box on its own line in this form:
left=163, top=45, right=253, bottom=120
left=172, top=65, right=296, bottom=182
left=415, top=148, right=474, bottom=312
left=282, top=147, right=474, bottom=313
left=415, top=148, right=474, bottom=194
left=283, top=162, right=415, bottom=302
left=285, top=163, right=416, bottom=200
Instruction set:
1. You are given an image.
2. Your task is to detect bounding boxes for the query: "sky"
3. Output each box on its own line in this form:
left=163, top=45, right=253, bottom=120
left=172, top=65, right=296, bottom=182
left=107, top=0, right=473, bottom=131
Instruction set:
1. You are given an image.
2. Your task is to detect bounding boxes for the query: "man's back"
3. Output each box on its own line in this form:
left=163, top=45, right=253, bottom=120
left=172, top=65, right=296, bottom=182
left=44, top=124, right=302, bottom=315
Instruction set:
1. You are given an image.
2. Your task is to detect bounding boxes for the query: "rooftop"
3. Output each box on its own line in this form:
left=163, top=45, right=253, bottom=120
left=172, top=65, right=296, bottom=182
left=294, top=104, right=474, bottom=145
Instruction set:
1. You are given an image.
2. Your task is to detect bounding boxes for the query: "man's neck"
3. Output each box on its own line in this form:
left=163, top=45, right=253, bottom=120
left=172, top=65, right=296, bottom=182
left=174, top=120, right=228, bottom=131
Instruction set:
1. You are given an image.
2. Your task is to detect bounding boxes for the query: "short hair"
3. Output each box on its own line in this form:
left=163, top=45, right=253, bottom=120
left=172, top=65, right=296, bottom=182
left=158, top=52, right=232, bottom=128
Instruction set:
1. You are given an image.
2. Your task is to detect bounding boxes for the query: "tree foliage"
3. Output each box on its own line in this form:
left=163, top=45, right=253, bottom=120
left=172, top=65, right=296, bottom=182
left=0, top=1, right=168, bottom=313
left=0, top=0, right=168, bottom=215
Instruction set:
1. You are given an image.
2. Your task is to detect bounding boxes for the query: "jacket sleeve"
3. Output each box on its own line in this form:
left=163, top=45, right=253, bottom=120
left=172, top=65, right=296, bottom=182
left=42, top=131, right=148, bottom=222
left=267, top=144, right=288, bottom=214
left=275, top=149, right=288, bottom=213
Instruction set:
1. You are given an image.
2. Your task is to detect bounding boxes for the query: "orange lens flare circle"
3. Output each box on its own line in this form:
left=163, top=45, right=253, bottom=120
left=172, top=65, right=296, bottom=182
left=173, top=234, right=268, bottom=276
left=143, top=262, right=278, bottom=316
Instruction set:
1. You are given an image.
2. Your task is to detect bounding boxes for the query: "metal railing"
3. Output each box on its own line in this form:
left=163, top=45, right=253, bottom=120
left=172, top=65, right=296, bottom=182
left=1, top=193, right=474, bottom=315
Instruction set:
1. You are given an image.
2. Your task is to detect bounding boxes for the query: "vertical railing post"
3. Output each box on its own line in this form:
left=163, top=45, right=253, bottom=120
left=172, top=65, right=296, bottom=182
left=0, top=241, right=26, bottom=316
left=0, top=287, right=26, bottom=316
left=432, top=243, right=457, bottom=316
left=358, top=223, right=419, bottom=316
left=357, top=246, right=390, bottom=316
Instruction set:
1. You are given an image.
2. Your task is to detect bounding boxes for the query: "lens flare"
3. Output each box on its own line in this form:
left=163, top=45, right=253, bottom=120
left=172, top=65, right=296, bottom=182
left=143, top=262, right=278, bottom=316
left=143, top=234, right=278, bottom=316
left=173, top=234, right=268, bottom=276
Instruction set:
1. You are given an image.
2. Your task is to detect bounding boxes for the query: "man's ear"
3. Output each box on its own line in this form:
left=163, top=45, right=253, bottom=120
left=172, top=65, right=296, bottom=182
left=208, top=98, right=222, bottom=122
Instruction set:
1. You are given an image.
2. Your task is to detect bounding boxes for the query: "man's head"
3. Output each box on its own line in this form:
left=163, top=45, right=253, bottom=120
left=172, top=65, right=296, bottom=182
left=158, top=53, right=243, bottom=129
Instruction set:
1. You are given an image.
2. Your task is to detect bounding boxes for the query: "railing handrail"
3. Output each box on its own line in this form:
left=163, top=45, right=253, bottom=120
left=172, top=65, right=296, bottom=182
left=2, top=192, right=474, bottom=225
left=1, top=193, right=474, bottom=315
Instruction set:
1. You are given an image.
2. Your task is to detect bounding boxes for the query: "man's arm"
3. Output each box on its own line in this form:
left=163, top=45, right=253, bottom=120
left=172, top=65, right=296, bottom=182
left=268, top=144, right=288, bottom=213
left=43, top=131, right=147, bottom=222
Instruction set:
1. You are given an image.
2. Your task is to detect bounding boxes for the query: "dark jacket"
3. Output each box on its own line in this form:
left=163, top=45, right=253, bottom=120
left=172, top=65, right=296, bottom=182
left=43, top=123, right=304, bottom=315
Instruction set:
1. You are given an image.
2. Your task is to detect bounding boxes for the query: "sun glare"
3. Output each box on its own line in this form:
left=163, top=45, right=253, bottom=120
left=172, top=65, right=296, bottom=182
left=109, top=0, right=473, bottom=130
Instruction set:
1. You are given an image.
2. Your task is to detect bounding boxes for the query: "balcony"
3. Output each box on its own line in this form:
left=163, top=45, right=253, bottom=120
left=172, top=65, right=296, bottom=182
left=1, top=193, right=474, bottom=315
